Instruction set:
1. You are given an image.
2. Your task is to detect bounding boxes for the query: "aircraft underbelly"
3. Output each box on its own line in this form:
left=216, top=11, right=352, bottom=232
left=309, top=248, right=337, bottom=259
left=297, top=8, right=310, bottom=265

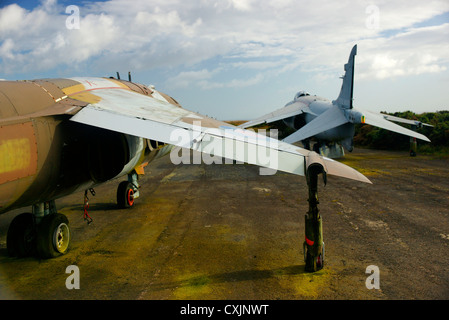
left=283, top=116, right=296, bottom=129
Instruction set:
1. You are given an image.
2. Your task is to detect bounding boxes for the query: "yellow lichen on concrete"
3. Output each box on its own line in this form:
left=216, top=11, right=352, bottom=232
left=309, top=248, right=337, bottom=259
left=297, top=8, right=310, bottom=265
left=173, top=273, right=212, bottom=299
left=276, top=267, right=334, bottom=299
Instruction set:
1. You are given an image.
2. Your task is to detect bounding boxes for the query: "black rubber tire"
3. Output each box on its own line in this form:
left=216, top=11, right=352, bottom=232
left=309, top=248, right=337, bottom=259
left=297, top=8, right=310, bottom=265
left=6, top=213, right=36, bottom=258
left=117, top=181, right=135, bottom=209
left=36, top=213, right=70, bottom=259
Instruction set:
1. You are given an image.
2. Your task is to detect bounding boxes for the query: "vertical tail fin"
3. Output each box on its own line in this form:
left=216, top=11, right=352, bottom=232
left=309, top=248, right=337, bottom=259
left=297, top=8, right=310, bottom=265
left=333, top=45, right=357, bottom=109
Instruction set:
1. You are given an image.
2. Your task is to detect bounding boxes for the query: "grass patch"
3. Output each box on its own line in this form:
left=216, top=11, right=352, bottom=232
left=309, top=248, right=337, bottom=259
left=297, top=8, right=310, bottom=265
left=417, top=145, right=449, bottom=159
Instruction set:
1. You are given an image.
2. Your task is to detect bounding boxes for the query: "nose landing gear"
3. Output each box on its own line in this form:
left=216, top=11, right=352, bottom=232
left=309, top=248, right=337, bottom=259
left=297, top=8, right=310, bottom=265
left=117, top=171, right=139, bottom=209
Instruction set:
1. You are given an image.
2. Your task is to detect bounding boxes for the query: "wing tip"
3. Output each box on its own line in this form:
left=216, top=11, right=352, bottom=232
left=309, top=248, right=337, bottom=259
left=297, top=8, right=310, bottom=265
left=322, top=157, right=372, bottom=184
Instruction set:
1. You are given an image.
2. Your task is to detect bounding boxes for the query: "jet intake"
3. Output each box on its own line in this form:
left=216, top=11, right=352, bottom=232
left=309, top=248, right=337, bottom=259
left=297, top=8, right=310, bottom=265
left=87, top=130, right=130, bottom=183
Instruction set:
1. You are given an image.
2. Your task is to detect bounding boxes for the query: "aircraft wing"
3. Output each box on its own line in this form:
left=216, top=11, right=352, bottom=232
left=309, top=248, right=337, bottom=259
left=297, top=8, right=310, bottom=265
left=65, top=77, right=370, bottom=184
left=238, top=101, right=314, bottom=129
left=283, top=105, right=349, bottom=144
left=369, top=111, right=434, bottom=128
left=362, top=110, right=431, bottom=142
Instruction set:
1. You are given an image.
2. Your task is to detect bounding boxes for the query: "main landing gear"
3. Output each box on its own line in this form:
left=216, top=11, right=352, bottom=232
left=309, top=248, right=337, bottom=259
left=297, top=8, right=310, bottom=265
left=410, top=137, right=417, bottom=157
left=7, top=201, right=70, bottom=259
left=7, top=172, right=141, bottom=259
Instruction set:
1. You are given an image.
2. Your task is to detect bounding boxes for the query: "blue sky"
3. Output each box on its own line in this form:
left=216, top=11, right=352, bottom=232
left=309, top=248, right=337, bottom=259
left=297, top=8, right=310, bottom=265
left=1, top=0, right=448, bottom=120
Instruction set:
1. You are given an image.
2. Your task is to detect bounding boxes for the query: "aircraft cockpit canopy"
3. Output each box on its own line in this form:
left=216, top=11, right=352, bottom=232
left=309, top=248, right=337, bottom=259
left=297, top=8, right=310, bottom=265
left=294, top=91, right=310, bottom=101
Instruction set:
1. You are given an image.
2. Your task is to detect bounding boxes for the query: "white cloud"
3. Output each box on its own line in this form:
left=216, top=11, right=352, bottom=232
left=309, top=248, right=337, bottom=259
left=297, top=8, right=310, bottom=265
left=354, top=23, right=449, bottom=80
left=134, top=8, right=202, bottom=37
left=0, top=4, right=26, bottom=33
left=230, top=0, right=254, bottom=11
left=0, top=39, right=15, bottom=60
left=230, top=60, right=287, bottom=70
left=0, top=0, right=448, bottom=117
left=68, top=13, right=119, bottom=61
left=167, top=68, right=216, bottom=88
left=201, top=73, right=265, bottom=89
left=167, top=67, right=264, bottom=89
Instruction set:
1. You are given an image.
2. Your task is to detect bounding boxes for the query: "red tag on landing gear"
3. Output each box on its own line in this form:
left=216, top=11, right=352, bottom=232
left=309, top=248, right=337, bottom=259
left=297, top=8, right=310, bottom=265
left=305, top=236, right=314, bottom=246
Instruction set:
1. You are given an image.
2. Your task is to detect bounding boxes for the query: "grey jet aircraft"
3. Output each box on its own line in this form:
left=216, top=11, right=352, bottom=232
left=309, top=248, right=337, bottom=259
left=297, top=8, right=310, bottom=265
left=240, top=45, right=432, bottom=158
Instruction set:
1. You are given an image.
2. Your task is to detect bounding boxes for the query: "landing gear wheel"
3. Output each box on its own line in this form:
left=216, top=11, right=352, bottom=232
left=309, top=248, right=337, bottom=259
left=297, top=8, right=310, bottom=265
left=117, top=181, right=135, bottom=209
left=36, top=213, right=70, bottom=259
left=7, top=213, right=36, bottom=258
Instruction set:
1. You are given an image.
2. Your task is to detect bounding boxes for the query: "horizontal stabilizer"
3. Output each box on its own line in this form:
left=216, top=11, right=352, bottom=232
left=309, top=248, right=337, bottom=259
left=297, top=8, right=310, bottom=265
left=283, top=105, right=348, bottom=144
left=376, top=112, right=433, bottom=128
left=363, top=110, right=430, bottom=142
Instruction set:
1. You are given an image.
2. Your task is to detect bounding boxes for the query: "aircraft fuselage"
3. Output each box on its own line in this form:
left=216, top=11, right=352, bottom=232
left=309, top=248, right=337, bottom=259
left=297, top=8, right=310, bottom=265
left=283, top=96, right=354, bottom=143
left=0, top=79, right=168, bottom=214
left=0, top=117, right=152, bottom=214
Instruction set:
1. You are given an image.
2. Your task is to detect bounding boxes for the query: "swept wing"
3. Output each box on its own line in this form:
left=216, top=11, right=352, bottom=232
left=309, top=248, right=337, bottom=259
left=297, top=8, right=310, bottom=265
left=66, top=77, right=370, bottom=184
left=283, top=105, right=348, bottom=144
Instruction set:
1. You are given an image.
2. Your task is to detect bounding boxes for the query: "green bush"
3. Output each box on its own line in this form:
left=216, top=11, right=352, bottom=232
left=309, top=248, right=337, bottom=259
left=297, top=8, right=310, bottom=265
left=354, top=110, right=449, bottom=155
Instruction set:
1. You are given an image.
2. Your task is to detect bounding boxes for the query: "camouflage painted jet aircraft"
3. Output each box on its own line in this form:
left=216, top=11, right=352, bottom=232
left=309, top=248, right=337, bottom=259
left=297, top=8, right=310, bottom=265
left=240, top=45, right=432, bottom=158
left=0, top=75, right=370, bottom=272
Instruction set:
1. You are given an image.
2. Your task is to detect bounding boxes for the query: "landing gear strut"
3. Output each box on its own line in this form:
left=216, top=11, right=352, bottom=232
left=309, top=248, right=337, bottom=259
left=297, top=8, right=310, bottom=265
left=410, top=137, right=417, bottom=157
left=7, top=201, right=71, bottom=259
left=304, top=164, right=325, bottom=272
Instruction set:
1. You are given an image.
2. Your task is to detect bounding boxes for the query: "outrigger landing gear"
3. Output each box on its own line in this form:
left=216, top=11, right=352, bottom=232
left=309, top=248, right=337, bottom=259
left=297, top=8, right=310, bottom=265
left=7, top=201, right=71, bottom=259
left=304, top=163, right=326, bottom=272
left=117, top=171, right=140, bottom=209
left=410, top=136, right=417, bottom=157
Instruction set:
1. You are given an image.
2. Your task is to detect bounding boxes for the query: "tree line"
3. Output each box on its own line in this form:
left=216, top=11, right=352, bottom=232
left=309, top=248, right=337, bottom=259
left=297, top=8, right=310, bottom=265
left=353, top=110, right=449, bottom=154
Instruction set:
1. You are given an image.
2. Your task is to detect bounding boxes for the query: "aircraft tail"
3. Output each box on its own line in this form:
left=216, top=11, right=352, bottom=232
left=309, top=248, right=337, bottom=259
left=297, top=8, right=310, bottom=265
left=333, top=45, right=357, bottom=109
